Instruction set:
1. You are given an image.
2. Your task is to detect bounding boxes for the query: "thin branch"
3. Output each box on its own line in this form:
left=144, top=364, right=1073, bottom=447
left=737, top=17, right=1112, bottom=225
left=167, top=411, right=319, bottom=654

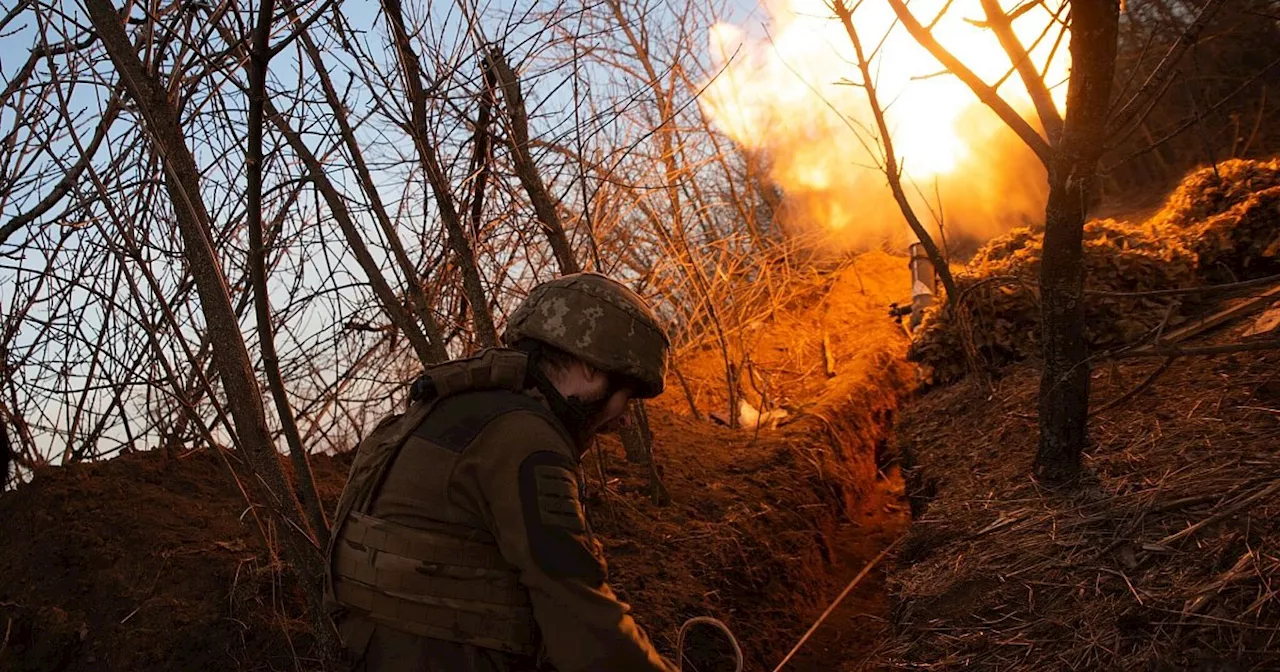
left=1086, top=273, right=1280, bottom=299
left=833, top=0, right=958, bottom=302
left=0, top=89, right=123, bottom=246
left=1107, top=0, right=1229, bottom=141
left=485, top=46, right=580, bottom=275
left=1110, top=339, right=1280, bottom=359
left=885, top=0, right=1052, bottom=166
left=978, top=0, right=1063, bottom=143
left=294, top=22, right=448, bottom=363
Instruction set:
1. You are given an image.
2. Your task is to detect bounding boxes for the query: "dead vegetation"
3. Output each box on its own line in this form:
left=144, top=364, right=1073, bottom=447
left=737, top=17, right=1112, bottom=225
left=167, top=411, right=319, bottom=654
left=910, top=158, right=1280, bottom=385
left=872, top=156, right=1280, bottom=670
left=0, top=257, right=914, bottom=671
left=883, top=341, right=1280, bottom=670
left=2, top=0, right=1279, bottom=669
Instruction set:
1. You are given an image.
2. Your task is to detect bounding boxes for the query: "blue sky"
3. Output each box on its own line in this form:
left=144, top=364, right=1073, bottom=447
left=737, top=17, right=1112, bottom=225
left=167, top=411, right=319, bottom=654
left=0, top=0, right=775, bottom=464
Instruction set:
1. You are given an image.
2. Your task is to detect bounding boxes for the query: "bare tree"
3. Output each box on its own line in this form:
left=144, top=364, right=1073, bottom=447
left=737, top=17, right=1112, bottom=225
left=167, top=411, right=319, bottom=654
left=485, top=47, right=581, bottom=275
left=0, top=0, right=829, bottom=553
left=883, top=0, right=1120, bottom=482
left=81, top=0, right=339, bottom=657
left=246, top=0, right=328, bottom=544
left=1102, top=0, right=1276, bottom=198
left=831, top=0, right=959, bottom=305
left=1034, top=0, right=1120, bottom=481
left=383, top=0, right=500, bottom=348
left=0, top=418, right=11, bottom=492
left=293, top=25, right=450, bottom=365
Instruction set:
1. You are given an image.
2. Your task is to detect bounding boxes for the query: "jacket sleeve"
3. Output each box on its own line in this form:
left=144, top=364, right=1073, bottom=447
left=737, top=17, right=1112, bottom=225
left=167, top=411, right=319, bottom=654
left=461, top=410, right=677, bottom=672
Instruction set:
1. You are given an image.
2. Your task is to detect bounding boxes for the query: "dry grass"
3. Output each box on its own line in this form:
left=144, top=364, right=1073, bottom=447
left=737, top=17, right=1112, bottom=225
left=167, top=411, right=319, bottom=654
left=910, top=158, right=1280, bottom=385
left=878, top=330, right=1280, bottom=670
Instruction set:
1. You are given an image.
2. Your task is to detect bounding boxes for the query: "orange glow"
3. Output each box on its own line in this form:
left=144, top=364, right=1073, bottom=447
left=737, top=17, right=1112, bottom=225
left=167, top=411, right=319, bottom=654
left=703, top=0, right=1070, bottom=248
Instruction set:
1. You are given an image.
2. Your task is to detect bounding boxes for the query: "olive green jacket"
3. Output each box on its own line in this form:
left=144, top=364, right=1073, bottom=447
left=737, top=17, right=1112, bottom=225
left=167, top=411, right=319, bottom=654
left=340, top=386, right=675, bottom=672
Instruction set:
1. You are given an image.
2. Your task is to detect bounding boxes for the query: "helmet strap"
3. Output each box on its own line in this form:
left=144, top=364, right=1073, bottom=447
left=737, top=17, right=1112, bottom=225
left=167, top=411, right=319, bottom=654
left=525, top=366, right=608, bottom=455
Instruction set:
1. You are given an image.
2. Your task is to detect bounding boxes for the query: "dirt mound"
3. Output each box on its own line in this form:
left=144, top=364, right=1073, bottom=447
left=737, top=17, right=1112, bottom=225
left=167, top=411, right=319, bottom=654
left=0, top=253, right=915, bottom=671
left=587, top=411, right=908, bottom=670
left=0, top=449, right=349, bottom=670
left=910, top=158, right=1280, bottom=384
left=881, top=330, right=1280, bottom=670
left=1155, top=158, right=1280, bottom=229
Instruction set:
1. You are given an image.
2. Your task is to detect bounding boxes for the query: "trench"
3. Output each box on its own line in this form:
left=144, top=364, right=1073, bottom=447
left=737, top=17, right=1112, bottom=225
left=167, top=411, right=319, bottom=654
left=590, top=255, right=919, bottom=670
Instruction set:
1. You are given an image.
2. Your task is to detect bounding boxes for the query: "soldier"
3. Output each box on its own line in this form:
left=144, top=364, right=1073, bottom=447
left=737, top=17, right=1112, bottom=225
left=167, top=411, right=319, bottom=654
left=325, top=273, right=679, bottom=672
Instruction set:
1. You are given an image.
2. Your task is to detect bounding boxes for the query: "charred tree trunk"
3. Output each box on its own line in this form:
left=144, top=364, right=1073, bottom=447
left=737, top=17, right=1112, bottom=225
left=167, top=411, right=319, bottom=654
left=1034, top=0, right=1119, bottom=483
left=0, top=418, right=11, bottom=492
left=82, top=0, right=339, bottom=659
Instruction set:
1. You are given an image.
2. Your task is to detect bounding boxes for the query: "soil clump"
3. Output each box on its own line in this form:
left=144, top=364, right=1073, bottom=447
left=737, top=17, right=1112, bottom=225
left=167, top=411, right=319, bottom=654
left=910, top=158, right=1280, bottom=385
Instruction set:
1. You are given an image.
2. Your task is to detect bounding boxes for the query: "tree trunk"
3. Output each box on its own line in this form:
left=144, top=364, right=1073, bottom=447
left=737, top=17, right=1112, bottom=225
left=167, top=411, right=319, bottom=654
left=263, top=96, right=444, bottom=366
left=82, top=0, right=339, bottom=660
left=620, top=400, right=653, bottom=464
left=1034, top=0, right=1119, bottom=483
left=383, top=0, right=500, bottom=349
left=294, top=27, right=449, bottom=363
left=485, top=49, right=581, bottom=275
left=0, top=418, right=11, bottom=492
left=247, top=0, right=329, bottom=545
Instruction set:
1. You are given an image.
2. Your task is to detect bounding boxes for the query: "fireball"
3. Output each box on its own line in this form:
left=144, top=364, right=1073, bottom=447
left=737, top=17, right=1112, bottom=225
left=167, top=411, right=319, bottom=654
left=703, top=0, right=1070, bottom=247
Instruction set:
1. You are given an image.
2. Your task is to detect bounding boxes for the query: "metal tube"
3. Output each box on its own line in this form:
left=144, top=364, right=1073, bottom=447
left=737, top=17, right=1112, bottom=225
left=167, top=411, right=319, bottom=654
left=907, top=241, right=937, bottom=331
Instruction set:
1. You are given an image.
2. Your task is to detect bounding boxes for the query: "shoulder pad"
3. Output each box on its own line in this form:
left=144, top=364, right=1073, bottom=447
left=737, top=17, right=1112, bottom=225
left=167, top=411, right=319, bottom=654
left=410, top=348, right=528, bottom=402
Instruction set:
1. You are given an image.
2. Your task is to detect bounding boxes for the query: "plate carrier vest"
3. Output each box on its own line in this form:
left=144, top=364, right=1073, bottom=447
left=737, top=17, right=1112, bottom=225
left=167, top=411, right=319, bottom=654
left=323, top=349, right=540, bottom=655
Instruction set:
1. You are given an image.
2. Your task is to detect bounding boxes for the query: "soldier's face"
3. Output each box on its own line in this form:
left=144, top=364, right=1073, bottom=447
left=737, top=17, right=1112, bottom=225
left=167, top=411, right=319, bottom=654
left=553, top=360, right=634, bottom=439
left=591, top=388, right=634, bottom=435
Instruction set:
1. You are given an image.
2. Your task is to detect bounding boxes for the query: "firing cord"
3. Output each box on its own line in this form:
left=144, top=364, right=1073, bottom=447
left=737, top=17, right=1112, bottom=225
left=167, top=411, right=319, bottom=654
left=677, top=537, right=901, bottom=672
left=770, top=537, right=901, bottom=671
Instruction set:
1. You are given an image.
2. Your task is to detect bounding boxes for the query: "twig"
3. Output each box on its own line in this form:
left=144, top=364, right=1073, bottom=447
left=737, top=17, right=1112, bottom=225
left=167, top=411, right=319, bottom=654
left=1088, top=357, right=1176, bottom=416
left=1159, top=478, right=1280, bottom=546
left=1084, top=273, right=1280, bottom=298
left=1109, top=339, right=1280, bottom=359
left=771, top=537, right=902, bottom=672
left=884, top=0, right=1051, bottom=165
left=833, top=0, right=959, bottom=304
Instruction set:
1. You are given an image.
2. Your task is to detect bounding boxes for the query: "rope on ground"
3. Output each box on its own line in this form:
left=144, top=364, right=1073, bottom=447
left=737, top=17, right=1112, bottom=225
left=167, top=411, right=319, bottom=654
left=677, top=616, right=743, bottom=672
left=771, top=536, right=902, bottom=672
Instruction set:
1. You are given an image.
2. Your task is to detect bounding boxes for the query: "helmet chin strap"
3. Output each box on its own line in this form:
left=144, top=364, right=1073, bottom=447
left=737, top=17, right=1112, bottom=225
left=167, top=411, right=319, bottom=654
left=526, top=366, right=609, bottom=454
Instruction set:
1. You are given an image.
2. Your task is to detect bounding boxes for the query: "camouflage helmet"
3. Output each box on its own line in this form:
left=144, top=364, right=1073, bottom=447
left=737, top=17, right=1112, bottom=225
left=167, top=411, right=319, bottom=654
left=503, top=273, right=669, bottom=398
